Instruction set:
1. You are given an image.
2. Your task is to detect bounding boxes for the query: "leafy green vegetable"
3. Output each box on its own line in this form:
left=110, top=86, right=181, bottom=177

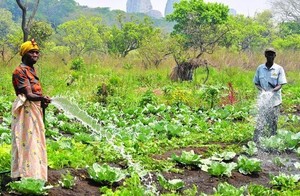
left=157, top=173, right=184, bottom=191
left=270, top=173, right=300, bottom=190
left=171, top=150, right=202, bottom=166
left=208, top=162, right=236, bottom=177
left=88, top=163, right=126, bottom=184
left=211, top=151, right=236, bottom=161
left=0, top=144, right=11, bottom=173
left=242, top=141, right=258, bottom=156
left=100, top=173, right=149, bottom=195
left=213, top=182, right=245, bottom=195
left=260, top=130, right=300, bottom=152
left=247, top=184, right=272, bottom=195
left=59, top=170, right=76, bottom=189
left=8, top=178, right=52, bottom=195
left=237, top=155, right=261, bottom=175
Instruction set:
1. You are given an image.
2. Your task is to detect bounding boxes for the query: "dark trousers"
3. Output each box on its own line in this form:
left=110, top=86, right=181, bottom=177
left=253, top=105, right=280, bottom=143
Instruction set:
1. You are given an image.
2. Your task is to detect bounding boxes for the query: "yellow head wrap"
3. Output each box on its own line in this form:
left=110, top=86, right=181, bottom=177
left=19, top=39, right=39, bottom=56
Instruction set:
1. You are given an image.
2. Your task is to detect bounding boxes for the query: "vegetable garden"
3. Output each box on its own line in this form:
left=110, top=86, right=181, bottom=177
left=1, top=54, right=300, bottom=195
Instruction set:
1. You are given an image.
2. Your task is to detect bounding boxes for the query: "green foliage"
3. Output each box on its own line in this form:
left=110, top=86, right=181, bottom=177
left=213, top=182, right=245, bottom=195
left=164, top=87, right=195, bottom=106
left=247, top=184, right=273, bottom=195
left=270, top=173, right=300, bottom=190
left=182, top=184, right=198, bottom=196
left=29, top=21, right=54, bottom=46
left=59, top=170, right=76, bottom=189
left=139, top=90, right=157, bottom=107
left=157, top=173, right=185, bottom=191
left=138, top=32, right=172, bottom=68
left=210, top=151, right=236, bottom=162
left=105, top=17, right=158, bottom=57
left=273, top=34, right=300, bottom=50
left=242, top=141, right=258, bottom=156
left=99, top=173, right=149, bottom=195
left=70, top=57, right=85, bottom=71
left=237, top=155, right=262, bottom=175
left=57, top=16, right=105, bottom=56
left=0, top=144, right=11, bottom=173
left=8, top=178, right=51, bottom=195
left=198, top=84, right=226, bottom=108
left=37, top=0, right=78, bottom=27
left=278, top=21, right=300, bottom=38
left=88, top=163, right=126, bottom=184
left=207, top=162, right=237, bottom=177
left=167, top=0, right=229, bottom=57
left=260, top=130, right=300, bottom=152
left=222, top=14, right=270, bottom=51
left=0, top=8, right=15, bottom=40
left=0, top=8, right=19, bottom=61
left=47, top=139, right=98, bottom=169
left=171, top=150, right=202, bottom=166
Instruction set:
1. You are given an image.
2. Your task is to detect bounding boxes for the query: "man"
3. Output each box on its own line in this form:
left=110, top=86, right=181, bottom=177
left=253, top=48, right=287, bottom=144
left=11, top=39, right=51, bottom=181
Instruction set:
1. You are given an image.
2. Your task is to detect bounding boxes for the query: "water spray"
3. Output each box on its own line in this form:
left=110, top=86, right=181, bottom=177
left=51, top=97, right=157, bottom=194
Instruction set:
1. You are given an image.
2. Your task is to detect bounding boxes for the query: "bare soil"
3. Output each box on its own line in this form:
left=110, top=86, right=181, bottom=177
left=1, top=146, right=293, bottom=195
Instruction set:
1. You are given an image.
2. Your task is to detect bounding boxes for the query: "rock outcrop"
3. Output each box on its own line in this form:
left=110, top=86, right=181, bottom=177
left=126, top=0, right=152, bottom=14
left=165, top=0, right=180, bottom=16
left=126, top=0, right=162, bottom=18
left=146, top=10, right=163, bottom=18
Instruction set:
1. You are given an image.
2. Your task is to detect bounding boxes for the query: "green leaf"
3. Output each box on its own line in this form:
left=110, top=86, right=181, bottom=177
left=208, top=162, right=236, bottom=177
left=88, top=163, right=126, bottom=184
left=237, top=155, right=261, bottom=175
left=213, top=182, right=245, bottom=195
left=171, top=150, right=202, bottom=166
left=157, top=173, right=184, bottom=191
left=8, top=178, right=52, bottom=195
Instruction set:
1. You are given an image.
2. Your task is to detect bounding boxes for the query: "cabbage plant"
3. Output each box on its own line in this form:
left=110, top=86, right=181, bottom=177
left=171, top=150, right=202, bottom=166
left=8, top=178, right=52, bottom=195
left=237, top=156, right=262, bottom=175
left=88, top=163, right=126, bottom=184
left=157, top=173, right=185, bottom=191
left=208, top=162, right=237, bottom=177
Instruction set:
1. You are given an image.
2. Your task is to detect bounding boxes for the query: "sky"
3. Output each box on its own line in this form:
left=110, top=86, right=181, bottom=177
left=75, top=0, right=271, bottom=17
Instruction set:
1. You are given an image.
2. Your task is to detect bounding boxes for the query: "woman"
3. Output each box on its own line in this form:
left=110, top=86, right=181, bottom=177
left=11, top=39, right=51, bottom=181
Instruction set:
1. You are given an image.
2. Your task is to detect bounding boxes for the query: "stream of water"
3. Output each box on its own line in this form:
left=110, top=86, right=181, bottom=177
left=51, top=97, right=157, bottom=193
left=254, top=91, right=300, bottom=175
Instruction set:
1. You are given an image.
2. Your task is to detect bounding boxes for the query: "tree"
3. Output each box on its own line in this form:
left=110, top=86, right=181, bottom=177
left=16, top=0, right=40, bottom=42
left=0, top=8, right=19, bottom=62
left=277, top=21, right=300, bottom=38
left=57, top=16, right=106, bottom=57
left=29, top=21, right=54, bottom=46
left=220, top=15, right=270, bottom=51
left=270, top=0, right=300, bottom=22
left=137, top=32, right=172, bottom=69
left=166, top=0, right=229, bottom=81
left=105, top=16, right=158, bottom=57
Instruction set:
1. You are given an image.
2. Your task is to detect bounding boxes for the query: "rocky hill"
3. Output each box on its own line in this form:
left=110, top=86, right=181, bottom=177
left=126, top=0, right=152, bottom=14
left=126, top=0, right=162, bottom=18
left=165, top=0, right=180, bottom=16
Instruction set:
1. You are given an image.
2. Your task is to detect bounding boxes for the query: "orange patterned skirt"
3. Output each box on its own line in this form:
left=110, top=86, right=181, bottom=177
left=11, top=94, right=47, bottom=181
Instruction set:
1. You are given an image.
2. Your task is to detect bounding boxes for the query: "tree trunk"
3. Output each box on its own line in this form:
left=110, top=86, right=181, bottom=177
left=16, top=0, right=40, bottom=42
left=170, top=57, right=209, bottom=83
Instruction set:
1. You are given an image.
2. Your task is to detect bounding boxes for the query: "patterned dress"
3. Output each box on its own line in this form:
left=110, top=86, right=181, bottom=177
left=11, top=64, right=47, bottom=181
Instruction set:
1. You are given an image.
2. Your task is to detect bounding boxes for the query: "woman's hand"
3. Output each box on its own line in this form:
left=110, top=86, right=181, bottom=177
left=41, top=96, right=51, bottom=108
